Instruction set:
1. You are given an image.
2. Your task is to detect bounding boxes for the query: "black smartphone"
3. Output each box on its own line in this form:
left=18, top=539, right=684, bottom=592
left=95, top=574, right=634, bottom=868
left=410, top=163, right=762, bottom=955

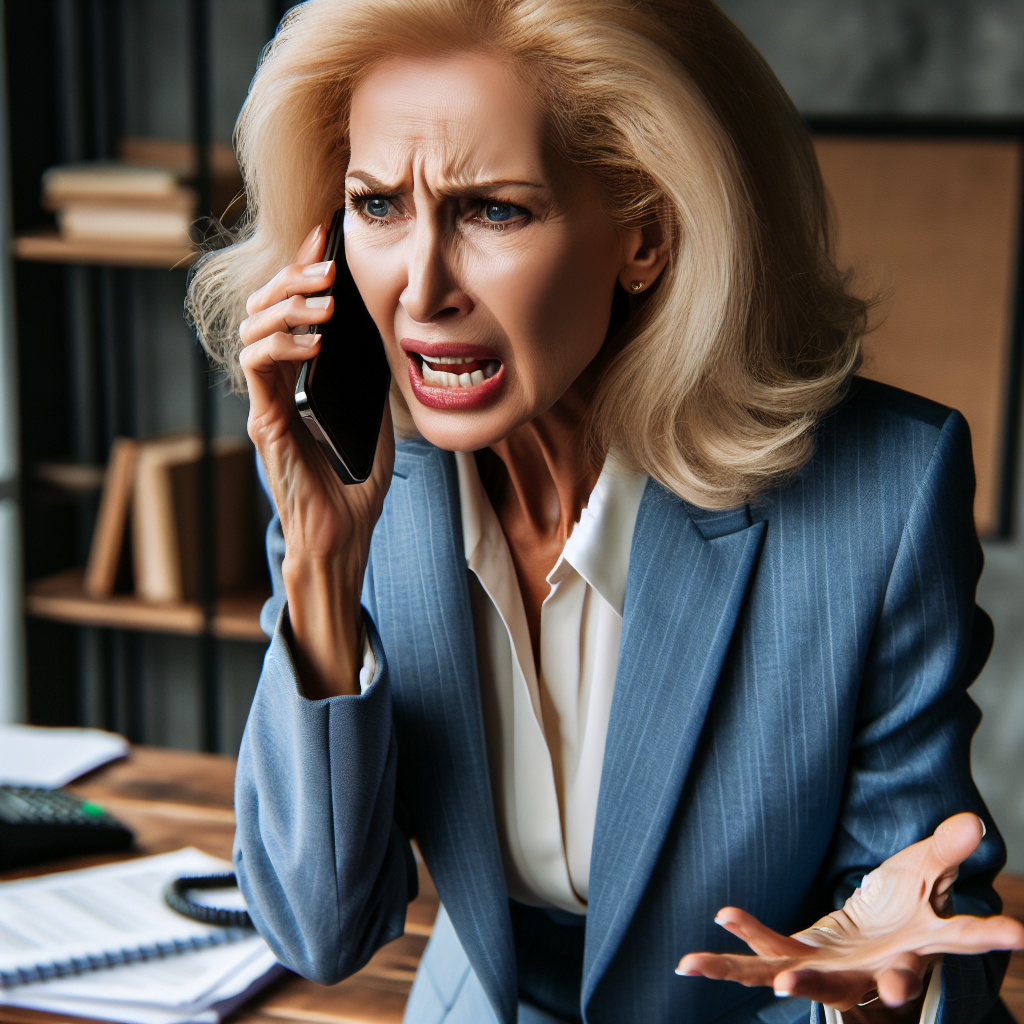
left=294, top=208, right=391, bottom=484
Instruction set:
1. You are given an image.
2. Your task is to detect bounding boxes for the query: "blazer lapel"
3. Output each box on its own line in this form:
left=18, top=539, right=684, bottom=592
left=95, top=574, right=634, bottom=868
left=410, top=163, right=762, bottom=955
left=583, top=480, right=767, bottom=1009
left=368, top=442, right=517, bottom=1024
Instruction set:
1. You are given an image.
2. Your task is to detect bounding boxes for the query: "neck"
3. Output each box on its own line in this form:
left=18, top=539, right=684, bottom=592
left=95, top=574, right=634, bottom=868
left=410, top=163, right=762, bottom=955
left=482, top=384, right=601, bottom=545
left=476, top=383, right=602, bottom=674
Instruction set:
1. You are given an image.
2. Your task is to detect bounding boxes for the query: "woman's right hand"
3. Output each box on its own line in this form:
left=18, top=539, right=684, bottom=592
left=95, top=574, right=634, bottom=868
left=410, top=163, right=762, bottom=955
left=239, top=222, right=395, bottom=698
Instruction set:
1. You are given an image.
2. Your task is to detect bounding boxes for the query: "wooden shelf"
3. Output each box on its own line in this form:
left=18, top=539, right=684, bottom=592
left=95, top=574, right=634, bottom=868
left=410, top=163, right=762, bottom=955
left=25, top=567, right=269, bottom=642
left=12, top=229, right=196, bottom=269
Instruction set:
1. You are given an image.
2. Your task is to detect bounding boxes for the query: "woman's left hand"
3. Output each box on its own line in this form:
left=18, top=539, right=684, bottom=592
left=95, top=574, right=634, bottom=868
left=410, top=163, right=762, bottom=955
left=676, top=813, right=1024, bottom=1011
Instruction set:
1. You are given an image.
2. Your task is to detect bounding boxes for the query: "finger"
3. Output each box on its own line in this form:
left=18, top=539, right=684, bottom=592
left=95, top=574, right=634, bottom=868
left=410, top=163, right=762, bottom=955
left=245, top=255, right=337, bottom=316
left=240, top=294, right=334, bottom=346
left=297, top=221, right=327, bottom=264
left=875, top=967, right=923, bottom=1007
left=239, top=331, right=321, bottom=412
left=713, top=908, right=812, bottom=958
left=917, top=913, right=1024, bottom=955
left=774, top=968, right=874, bottom=1010
left=675, top=952, right=782, bottom=988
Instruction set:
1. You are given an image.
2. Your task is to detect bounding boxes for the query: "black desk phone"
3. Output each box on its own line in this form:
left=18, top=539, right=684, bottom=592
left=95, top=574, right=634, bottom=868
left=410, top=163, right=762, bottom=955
left=0, top=785, right=134, bottom=869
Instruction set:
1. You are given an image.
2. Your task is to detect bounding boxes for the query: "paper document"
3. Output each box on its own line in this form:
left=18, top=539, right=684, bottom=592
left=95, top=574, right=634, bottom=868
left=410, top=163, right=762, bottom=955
left=0, top=724, right=129, bottom=787
left=0, top=848, right=280, bottom=1024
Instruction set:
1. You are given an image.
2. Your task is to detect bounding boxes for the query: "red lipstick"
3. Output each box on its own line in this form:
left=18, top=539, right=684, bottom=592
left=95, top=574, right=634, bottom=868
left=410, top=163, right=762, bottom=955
left=401, top=338, right=505, bottom=410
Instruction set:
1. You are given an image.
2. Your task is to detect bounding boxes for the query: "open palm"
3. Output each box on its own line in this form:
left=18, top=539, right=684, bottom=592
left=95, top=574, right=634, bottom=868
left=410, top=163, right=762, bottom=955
left=677, top=813, right=1024, bottom=1011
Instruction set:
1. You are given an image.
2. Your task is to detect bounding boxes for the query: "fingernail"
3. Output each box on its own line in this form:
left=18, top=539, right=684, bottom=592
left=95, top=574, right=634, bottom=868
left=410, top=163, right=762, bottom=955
left=775, top=990, right=790, bottom=998
left=979, top=816, right=987, bottom=838
left=305, top=296, right=330, bottom=309
left=294, top=332, right=321, bottom=349
left=714, top=916, right=727, bottom=927
left=302, top=261, right=333, bottom=278
left=674, top=968, right=701, bottom=976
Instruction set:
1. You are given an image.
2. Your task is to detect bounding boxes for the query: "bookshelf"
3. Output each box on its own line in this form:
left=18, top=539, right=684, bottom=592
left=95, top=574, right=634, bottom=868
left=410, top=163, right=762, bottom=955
left=13, top=229, right=196, bottom=270
left=25, top=568, right=267, bottom=643
left=7, top=0, right=290, bottom=753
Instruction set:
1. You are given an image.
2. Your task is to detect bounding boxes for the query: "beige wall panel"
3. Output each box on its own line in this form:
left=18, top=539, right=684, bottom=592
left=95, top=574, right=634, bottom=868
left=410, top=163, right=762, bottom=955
left=814, top=137, right=1021, bottom=535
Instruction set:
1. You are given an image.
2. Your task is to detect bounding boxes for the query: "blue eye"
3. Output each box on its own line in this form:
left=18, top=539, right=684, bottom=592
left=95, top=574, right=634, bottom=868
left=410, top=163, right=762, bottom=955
left=364, top=197, right=391, bottom=218
left=483, top=203, right=522, bottom=223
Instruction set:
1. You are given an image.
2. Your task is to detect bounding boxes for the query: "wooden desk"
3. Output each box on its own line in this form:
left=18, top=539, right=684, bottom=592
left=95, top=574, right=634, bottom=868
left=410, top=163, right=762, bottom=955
left=0, top=746, right=437, bottom=1024
left=0, top=747, right=1021, bottom=1024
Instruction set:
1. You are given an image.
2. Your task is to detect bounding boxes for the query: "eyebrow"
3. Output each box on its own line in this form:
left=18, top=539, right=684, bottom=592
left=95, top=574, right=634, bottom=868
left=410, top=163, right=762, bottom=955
left=345, top=170, right=546, bottom=195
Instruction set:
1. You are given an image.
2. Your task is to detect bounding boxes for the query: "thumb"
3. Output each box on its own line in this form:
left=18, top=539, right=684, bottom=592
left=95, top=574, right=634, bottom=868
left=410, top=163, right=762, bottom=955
left=929, top=813, right=985, bottom=876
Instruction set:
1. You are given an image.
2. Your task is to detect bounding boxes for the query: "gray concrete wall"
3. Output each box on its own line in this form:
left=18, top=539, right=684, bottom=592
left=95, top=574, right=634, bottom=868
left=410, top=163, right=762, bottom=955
left=719, top=0, right=1024, bottom=871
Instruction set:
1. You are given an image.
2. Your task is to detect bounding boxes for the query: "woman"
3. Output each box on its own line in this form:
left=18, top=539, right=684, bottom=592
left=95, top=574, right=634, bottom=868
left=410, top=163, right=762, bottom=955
left=187, top=2, right=1023, bottom=1022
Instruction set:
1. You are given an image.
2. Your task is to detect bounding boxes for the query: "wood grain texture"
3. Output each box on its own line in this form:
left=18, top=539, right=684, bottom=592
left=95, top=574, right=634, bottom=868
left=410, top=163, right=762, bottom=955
left=995, top=873, right=1024, bottom=1023
left=814, top=137, right=1022, bottom=537
left=25, top=567, right=269, bottom=642
left=12, top=230, right=195, bottom=269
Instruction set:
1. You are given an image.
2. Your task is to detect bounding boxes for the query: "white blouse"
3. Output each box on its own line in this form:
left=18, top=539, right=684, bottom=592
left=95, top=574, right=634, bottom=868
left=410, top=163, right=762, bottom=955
left=454, top=451, right=646, bottom=913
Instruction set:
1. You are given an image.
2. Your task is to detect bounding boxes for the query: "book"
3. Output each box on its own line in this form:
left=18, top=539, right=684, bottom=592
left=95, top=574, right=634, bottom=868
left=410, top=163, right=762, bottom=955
left=0, top=848, right=281, bottom=1024
left=85, top=437, right=140, bottom=598
left=42, top=163, right=184, bottom=206
left=132, top=434, right=204, bottom=604
left=86, top=433, right=262, bottom=606
left=169, top=438, right=260, bottom=601
left=131, top=434, right=260, bottom=605
left=58, top=205, right=193, bottom=245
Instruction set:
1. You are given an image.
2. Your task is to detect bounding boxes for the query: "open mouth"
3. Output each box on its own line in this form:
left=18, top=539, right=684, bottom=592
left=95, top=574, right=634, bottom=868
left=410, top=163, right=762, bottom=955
left=401, top=341, right=506, bottom=409
left=417, top=355, right=501, bottom=388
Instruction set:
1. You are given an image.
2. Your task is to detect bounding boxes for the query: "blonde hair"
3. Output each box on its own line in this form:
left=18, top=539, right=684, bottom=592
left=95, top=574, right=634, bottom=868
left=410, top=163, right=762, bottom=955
left=186, top=0, right=865, bottom=508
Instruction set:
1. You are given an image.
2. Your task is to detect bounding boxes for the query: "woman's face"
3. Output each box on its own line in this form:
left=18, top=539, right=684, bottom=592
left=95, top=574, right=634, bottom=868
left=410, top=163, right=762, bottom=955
left=344, top=53, right=645, bottom=451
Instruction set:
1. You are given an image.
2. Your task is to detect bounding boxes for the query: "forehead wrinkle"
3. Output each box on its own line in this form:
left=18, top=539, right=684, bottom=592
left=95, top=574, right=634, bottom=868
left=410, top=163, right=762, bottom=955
left=350, top=64, right=546, bottom=195
left=354, top=132, right=544, bottom=199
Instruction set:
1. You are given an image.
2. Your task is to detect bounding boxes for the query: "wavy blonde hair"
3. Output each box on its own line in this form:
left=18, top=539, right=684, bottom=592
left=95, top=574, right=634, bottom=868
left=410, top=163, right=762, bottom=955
left=186, top=0, right=865, bottom=508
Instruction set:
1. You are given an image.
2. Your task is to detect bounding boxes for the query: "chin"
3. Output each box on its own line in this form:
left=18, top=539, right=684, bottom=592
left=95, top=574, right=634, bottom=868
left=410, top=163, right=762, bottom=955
left=408, top=405, right=520, bottom=452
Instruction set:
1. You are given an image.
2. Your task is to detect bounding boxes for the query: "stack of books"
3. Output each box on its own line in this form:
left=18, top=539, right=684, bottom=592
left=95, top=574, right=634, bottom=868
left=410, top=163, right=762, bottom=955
left=41, top=137, right=244, bottom=250
left=43, top=163, right=196, bottom=246
left=85, top=433, right=263, bottom=605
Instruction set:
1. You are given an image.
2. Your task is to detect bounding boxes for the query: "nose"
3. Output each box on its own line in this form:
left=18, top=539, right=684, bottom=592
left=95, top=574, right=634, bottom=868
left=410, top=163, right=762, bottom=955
left=400, top=216, right=472, bottom=324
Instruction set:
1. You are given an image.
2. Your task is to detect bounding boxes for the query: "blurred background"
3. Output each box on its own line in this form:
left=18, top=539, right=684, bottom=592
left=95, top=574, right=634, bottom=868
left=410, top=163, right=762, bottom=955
left=0, top=0, right=1021, bottom=873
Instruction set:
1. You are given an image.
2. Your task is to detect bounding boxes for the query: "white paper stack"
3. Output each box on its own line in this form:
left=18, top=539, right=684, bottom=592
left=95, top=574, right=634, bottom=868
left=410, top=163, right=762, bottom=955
left=0, top=848, right=282, bottom=1024
left=0, top=723, right=129, bottom=787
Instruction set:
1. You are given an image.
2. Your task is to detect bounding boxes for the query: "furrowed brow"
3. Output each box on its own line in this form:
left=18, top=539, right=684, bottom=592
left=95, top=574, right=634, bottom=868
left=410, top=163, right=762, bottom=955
left=346, top=170, right=399, bottom=192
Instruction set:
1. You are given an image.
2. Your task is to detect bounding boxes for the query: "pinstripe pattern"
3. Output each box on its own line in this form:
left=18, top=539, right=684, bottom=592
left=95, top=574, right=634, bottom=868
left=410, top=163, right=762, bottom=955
left=235, top=380, right=1008, bottom=1024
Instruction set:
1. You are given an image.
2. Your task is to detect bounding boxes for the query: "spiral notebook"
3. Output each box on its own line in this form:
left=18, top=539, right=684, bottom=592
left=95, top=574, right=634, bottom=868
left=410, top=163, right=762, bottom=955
left=0, top=848, right=282, bottom=1024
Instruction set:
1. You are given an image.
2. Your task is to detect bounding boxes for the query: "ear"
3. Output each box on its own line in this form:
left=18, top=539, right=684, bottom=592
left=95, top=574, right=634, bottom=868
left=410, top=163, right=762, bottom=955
left=618, top=221, right=669, bottom=295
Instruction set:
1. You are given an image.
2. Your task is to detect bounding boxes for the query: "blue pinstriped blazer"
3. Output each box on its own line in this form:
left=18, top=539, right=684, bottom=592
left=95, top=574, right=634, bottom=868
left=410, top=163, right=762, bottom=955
left=235, top=379, right=1009, bottom=1024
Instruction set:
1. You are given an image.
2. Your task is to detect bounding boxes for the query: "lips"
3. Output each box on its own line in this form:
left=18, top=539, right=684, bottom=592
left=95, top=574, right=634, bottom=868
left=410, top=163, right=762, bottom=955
left=401, top=339, right=505, bottom=410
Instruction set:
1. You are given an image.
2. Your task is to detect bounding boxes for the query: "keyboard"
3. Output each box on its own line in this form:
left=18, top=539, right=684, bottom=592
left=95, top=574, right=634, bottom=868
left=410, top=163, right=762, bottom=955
left=0, top=786, right=134, bottom=869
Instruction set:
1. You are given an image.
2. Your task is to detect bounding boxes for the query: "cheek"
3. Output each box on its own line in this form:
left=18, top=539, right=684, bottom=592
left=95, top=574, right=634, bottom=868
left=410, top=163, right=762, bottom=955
left=481, top=225, right=620, bottom=386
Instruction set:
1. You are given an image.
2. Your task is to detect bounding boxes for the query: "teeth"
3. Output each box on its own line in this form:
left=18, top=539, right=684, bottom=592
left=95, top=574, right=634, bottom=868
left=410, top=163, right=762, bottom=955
left=431, top=355, right=475, bottom=365
left=420, top=359, right=498, bottom=388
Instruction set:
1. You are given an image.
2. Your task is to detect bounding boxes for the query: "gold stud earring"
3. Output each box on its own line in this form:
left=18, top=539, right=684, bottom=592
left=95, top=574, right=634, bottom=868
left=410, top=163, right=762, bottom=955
left=630, top=280, right=644, bottom=292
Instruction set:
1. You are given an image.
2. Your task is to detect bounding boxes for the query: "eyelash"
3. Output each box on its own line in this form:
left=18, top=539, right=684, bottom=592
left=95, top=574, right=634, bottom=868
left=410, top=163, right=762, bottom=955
left=346, top=190, right=530, bottom=231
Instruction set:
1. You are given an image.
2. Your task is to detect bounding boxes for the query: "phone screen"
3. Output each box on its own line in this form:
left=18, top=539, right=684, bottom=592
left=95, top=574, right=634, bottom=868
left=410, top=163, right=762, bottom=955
left=295, top=209, right=391, bottom=484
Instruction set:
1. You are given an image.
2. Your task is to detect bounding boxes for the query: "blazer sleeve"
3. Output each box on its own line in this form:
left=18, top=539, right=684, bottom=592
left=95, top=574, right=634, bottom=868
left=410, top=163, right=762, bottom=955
left=817, top=410, right=1009, bottom=1024
left=232, top=459, right=417, bottom=985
